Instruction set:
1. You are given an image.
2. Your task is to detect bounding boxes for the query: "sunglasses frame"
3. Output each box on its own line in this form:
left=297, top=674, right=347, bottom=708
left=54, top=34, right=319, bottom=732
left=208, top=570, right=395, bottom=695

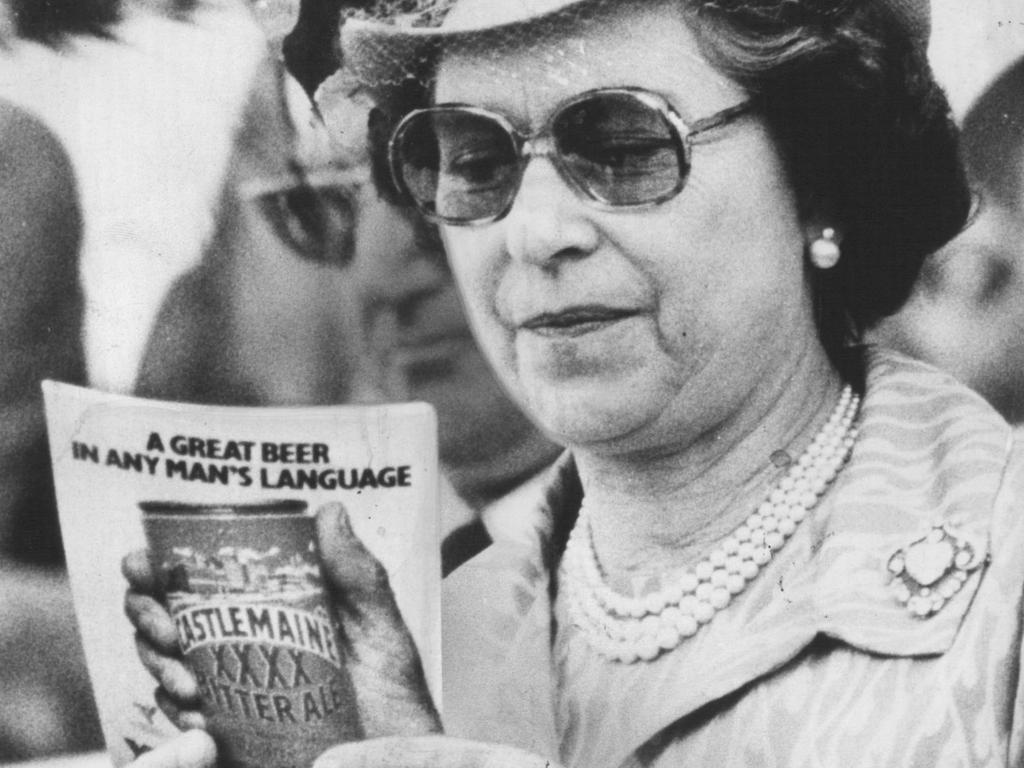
left=388, top=86, right=754, bottom=227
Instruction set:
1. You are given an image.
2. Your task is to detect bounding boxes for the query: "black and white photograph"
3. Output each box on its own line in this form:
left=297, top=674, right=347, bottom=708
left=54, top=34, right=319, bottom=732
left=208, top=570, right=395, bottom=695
left=1, top=0, right=1024, bottom=766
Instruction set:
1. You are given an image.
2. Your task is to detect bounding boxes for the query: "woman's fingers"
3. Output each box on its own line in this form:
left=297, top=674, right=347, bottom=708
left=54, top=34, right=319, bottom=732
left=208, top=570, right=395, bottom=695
left=123, top=548, right=204, bottom=719
left=134, top=634, right=200, bottom=703
left=129, top=729, right=217, bottom=768
left=316, top=503, right=441, bottom=736
left=125, top=590, right=180, bottom=652
left=154, top=686, right=207, bottom=731
left=122, top=549, right=160, bottom=594
left=313, top=736, right=561, bottom=768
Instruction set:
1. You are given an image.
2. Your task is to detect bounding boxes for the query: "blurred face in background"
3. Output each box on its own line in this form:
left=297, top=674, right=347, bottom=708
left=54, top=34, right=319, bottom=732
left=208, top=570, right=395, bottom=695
left=207, top=56, right=367, bottom=406
left=872, top=196, right=1024, bottom=423
left=134, top=52, right=371, bottom=408
left=139, top=51, right=559, bottom=506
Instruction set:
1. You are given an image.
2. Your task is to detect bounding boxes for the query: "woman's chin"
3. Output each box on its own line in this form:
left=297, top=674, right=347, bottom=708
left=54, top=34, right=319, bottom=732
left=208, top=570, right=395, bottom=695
left=520, top=378, right=671, bottom=451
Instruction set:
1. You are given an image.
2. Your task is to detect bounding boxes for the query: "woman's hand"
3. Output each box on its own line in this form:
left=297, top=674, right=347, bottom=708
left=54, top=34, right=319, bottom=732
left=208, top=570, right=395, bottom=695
left=313, top=736, right=563, bottom=768
left=122, top=548, right=204, bottom=730
left=315, top=502, right=441, bottom=736
left=122, top=502, right=441, bottom=738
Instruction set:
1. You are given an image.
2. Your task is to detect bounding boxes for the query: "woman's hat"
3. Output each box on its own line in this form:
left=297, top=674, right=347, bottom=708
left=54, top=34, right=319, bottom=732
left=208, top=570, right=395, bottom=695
left=342, top=0, right=597, bottom=90
left=341, top=0, right=931, bottom=91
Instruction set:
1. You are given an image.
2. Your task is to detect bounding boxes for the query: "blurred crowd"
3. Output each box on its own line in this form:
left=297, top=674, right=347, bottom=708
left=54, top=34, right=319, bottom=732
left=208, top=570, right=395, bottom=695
left=0, top=0, right=1021, bottom=761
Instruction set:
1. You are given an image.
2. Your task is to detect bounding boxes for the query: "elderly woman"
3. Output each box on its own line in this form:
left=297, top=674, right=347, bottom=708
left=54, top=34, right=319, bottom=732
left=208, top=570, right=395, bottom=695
left=126, top=0, right=1024, bottom=766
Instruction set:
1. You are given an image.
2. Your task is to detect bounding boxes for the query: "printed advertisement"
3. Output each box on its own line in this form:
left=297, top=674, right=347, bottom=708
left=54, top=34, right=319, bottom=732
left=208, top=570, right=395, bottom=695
left=43, top=382, right=440, bottom=767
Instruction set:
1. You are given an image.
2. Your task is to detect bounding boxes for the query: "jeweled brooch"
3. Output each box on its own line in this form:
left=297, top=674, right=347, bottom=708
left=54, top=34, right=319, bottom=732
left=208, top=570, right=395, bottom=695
left=887, top=523, right=984, bottom=618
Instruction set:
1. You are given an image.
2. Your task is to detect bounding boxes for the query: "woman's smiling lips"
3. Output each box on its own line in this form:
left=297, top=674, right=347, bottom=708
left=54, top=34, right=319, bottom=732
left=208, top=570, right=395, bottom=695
left=519, top=305, right=641, bottom=337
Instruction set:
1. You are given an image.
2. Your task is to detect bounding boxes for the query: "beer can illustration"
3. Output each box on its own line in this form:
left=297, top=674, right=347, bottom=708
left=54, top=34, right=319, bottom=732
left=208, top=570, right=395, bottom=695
left=141, top=500, right=361, bottom=768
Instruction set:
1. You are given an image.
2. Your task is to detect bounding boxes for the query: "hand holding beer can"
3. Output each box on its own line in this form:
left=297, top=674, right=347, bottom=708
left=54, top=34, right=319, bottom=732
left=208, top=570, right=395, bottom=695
left=141, top=499, right=362, bottom=768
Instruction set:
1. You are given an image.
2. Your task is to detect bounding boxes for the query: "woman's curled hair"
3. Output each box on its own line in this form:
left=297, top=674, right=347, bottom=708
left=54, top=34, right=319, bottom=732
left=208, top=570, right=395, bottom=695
left=689, top=0, right=971, bottom=362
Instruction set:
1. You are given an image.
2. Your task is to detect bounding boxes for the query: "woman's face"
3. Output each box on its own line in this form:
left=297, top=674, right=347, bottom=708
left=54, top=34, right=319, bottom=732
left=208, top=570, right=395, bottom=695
left=435, top=2, right=820, bottom=455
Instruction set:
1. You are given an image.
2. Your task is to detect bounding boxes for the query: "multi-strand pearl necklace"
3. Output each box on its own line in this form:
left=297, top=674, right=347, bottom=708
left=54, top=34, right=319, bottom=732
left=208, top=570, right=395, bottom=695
left=563, top=385, right=861, bottom=664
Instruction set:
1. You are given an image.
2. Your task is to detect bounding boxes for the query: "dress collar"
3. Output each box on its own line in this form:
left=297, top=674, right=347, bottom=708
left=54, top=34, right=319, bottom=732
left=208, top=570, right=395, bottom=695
left=802, top=348, right=1009, bottom=655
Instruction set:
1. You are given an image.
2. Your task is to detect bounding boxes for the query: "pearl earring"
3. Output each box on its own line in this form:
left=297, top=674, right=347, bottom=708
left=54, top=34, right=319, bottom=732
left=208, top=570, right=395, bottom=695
left=809, top=227, right=841, bottom=269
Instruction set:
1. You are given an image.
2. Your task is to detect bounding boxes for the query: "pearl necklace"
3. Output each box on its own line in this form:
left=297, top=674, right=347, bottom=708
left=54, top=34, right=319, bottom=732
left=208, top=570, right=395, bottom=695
left=563, top=385, right=860, bottom=664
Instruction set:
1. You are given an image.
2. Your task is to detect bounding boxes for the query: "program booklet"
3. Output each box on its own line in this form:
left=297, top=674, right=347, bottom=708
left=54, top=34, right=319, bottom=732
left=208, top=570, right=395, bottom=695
left=43, top=382, right=441, bottom=767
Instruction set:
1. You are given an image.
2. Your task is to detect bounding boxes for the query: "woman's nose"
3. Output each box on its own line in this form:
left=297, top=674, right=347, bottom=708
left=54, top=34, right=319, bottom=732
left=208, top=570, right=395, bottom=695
left=502, top=157, right=600, bottom=269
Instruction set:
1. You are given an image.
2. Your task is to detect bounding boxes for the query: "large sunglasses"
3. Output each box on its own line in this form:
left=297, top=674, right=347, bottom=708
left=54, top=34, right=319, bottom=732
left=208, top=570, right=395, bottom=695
left=388, top=87, right=753, bottom=227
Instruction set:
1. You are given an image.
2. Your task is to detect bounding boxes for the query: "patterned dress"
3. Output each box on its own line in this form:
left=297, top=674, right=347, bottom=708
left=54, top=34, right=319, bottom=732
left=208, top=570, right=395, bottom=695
left=441, top=349, right=1024, bottom=767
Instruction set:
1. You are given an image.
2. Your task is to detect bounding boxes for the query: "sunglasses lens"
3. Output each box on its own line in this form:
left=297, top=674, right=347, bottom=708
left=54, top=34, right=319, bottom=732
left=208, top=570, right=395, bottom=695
left=554, top=92, right=684, bottom=205
left=391, top=91, right=686, bottom=224
left=393, top=110, right=519, bottom=223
